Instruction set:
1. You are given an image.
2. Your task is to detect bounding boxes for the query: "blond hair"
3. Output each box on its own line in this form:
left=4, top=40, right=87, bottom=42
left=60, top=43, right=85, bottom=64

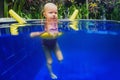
left=43, top=3, right=57, bottom=12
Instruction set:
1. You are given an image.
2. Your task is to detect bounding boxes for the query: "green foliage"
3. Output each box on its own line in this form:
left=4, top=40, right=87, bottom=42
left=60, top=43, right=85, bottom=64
left=4, top=0, right=120, bottom=21
left=111, top=2, right=120, bottom=20
left=4, top=0, right=26, bottom=18
left=80, top=4, right=89, bottom=19
left=4, top=0, right=8, bottom=17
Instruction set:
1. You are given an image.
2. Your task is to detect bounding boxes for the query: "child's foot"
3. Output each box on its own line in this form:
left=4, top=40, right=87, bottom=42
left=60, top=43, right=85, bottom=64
left=50, top=73, right=57, bottom=79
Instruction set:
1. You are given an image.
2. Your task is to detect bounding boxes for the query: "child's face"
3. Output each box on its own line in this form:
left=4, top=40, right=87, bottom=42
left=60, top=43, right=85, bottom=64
left=44, top=5, right=58, bottom=22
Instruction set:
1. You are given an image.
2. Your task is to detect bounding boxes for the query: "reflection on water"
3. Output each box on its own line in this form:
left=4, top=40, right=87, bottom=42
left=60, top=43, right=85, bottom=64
left=0, top=20, right=120, bottom=36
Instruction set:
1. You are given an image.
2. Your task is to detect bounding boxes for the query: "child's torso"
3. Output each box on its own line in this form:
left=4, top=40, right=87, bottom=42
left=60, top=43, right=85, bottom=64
left=45, top=22, right=58, bottom=33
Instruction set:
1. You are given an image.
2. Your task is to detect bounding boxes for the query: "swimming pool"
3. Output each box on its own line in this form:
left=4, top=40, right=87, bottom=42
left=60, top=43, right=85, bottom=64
left=0, top=20, right=120, bottom=80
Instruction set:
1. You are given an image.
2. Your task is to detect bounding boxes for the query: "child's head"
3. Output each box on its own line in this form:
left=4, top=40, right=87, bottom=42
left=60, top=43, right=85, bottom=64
left=43, top=3, right=58, bottom=22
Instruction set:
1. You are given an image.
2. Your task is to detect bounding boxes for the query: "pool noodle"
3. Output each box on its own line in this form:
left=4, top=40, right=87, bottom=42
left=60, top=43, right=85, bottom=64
left=69, top=9, right=79, bottom=21
left=9, top=9, right=63, bottom=37
left=9, top=9, right=27, bottom=35
left=40, top=32, right=63, bottom=39
left=69, top=9, right=79, bottom=31
left=10, top=24, right=19, bottom=35
left=9, top=9, right=27, bottom=24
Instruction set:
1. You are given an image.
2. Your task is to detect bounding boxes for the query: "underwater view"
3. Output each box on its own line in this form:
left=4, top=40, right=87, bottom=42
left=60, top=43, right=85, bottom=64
left=0, top=20, right=120, bottom=80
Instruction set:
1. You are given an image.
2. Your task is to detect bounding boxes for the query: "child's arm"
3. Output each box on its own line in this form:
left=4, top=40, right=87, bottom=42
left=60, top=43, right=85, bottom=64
left=30, top=32, right=43, bottom=37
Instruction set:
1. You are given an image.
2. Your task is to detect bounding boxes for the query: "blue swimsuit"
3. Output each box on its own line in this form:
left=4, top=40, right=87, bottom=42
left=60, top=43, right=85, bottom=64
left=42, top=27, right=58, bottom=49
left=42, top=39, right=57, bottom=49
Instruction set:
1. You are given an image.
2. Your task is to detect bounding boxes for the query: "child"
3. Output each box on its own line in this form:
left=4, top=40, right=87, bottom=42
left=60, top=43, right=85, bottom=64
left=30, top=3, right=63, bottom=79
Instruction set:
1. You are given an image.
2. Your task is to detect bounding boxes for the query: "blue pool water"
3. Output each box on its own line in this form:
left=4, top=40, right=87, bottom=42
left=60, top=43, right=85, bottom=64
left=0, top=20, right=120, bottom=80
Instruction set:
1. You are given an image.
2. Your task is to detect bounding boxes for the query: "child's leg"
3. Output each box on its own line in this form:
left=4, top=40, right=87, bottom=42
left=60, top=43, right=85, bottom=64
left=43, top=46, right=57, bottom=79
left=53, top=43, right=63, bottom=62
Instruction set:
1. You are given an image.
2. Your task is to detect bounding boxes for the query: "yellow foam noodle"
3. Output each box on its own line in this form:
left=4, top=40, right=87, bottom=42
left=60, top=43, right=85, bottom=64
left=58, top=32, right=63, bottom=36
left=40, top=32, right=63, bottom=39
left=9, top=9, right=63, bottom=38
left=69, top=9, right=79, bottom=31
left=70, top=21, right=79, bottom=31
left=9, top=9, right=28, bottom=35
left=10, top=24, right=26, bottom=35
left=10, top=24, right=19, bottom=35
left=69, top=9, right=79, bottom=21
left=9, top=9, right=27, bottom=24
